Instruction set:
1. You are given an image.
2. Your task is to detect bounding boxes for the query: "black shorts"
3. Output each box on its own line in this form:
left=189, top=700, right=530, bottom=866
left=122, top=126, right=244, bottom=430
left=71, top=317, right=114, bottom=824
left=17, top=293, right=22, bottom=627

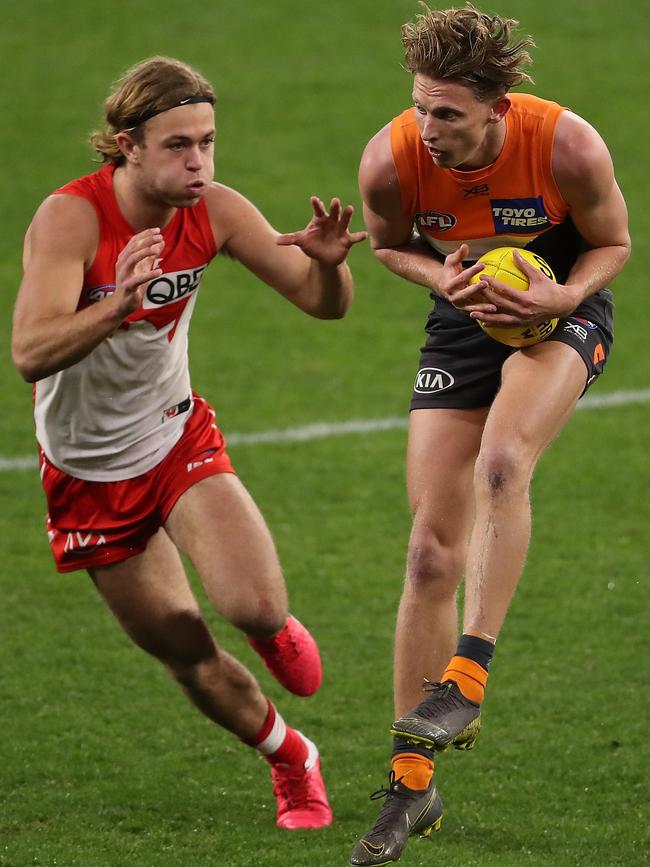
left=410, top=289, right=614, bottom=410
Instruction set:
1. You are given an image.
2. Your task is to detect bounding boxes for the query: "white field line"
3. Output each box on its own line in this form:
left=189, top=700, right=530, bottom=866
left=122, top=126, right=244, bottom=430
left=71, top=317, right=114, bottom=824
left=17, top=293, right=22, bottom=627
left=1, top=387, right=649, bottom=472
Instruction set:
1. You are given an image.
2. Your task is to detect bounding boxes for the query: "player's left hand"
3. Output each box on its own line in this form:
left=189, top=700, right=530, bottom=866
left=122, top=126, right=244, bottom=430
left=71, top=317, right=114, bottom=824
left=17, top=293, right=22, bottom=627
left=470, top=250, right=578, bottom=327
left=276, top=197, right=368, bottom=266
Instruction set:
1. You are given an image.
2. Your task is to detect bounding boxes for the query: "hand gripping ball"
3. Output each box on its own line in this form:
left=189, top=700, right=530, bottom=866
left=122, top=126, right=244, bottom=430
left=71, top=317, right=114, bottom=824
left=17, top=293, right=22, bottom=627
left=469, top=246, right=559, bottom=347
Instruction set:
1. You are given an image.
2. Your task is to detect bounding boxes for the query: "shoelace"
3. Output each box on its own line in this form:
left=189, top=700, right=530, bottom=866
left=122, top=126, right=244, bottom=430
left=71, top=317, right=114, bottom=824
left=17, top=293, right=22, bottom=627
left=365, top=771, right=416, bottom=836
left=413, top=679, right=464, bottom=718
left=273, top=767, right=317, bottom=809
left=369, top=770, right=404, bottom=802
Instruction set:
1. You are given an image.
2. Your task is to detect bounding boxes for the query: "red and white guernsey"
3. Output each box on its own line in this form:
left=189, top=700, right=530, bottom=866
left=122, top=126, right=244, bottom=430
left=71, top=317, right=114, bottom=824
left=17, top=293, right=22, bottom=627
left=34, top=164, right=218, bottom=481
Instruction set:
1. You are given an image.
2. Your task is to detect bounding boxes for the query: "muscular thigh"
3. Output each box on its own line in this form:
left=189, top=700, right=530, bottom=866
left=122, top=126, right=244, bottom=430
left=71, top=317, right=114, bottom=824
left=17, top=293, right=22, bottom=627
left=408, top=407, right=488, bottom=541
left=90, top=528, right=212, bottom=664
left=483, top=340, right=587, bottom=462
left=163, top=473, right=285, bottom=617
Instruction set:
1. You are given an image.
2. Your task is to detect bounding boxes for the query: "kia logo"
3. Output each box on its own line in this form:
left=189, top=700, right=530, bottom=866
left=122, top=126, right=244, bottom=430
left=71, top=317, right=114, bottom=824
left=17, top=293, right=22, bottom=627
left=414, top=367, right=454, bottom=393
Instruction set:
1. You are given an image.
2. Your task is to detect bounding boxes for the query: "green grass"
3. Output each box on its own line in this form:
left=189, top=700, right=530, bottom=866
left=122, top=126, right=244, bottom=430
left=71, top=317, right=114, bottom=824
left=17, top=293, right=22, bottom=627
left=1, top=1, right=649, bottom=865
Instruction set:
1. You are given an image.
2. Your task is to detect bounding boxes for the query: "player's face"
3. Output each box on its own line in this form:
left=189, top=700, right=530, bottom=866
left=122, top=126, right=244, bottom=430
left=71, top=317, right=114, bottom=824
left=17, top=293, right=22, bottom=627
left=132, top=103, right=216, bottom=207
left=412, top=75, right=510, bottom=170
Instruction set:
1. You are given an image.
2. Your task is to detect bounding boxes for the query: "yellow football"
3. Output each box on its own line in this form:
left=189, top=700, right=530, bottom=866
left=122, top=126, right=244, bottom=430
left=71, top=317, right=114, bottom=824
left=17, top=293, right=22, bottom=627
left=469, top=247, right=558, bottom=347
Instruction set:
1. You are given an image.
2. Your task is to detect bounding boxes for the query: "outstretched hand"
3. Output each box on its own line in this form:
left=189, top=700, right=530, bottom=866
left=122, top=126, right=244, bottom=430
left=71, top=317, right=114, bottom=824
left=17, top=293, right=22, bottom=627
left=276, top=196, right=368, bottom=266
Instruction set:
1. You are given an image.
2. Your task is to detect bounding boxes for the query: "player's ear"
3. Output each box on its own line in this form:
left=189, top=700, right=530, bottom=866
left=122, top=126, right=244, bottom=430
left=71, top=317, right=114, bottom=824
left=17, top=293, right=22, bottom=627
left=114, top=131, right=141, bottom=164
left=489, top=96, right=511, bottom=124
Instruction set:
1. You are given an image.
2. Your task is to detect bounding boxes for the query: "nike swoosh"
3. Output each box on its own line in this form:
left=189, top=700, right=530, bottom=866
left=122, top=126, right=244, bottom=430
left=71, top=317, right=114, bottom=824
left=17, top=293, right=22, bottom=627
left=361, top=840, right=385, bottom=856
left=179, top=97, right=192, bottom=104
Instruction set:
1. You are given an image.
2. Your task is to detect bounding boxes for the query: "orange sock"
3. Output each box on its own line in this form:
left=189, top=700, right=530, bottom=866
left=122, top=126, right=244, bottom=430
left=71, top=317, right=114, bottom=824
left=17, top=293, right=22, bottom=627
left=391, top=753, right=434, bottom=791
left=443, top=655, right=488, bottom=703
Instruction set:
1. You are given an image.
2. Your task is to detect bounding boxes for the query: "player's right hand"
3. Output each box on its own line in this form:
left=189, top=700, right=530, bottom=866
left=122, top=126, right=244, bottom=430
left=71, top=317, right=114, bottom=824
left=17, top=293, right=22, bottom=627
left=275, top=196, right=368, bottom=265
left=440, top=244, right=496, bottom=314
left=113, top=229, right=164, bottom=318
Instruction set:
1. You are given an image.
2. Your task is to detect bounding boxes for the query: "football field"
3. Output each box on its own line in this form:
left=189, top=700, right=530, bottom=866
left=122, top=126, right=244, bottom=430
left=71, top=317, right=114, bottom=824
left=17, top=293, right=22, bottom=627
left=0, top=1, right=648, bottom=865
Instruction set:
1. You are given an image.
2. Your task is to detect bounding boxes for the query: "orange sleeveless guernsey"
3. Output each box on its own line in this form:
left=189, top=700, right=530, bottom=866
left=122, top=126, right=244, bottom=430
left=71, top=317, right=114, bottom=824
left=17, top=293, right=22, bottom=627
left=390, top=93, right=568, bottom=262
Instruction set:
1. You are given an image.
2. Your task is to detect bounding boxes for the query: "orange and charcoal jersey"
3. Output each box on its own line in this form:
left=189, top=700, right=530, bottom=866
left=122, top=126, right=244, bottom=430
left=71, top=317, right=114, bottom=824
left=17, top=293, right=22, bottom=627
left=390, top=92, right=584, bottom=279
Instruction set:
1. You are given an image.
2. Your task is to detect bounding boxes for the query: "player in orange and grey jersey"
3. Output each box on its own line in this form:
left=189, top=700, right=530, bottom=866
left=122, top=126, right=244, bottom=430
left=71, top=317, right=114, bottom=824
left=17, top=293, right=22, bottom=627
left=350, top=6, right=629, bottom=865
left=11, top=55, right=367, bottom=833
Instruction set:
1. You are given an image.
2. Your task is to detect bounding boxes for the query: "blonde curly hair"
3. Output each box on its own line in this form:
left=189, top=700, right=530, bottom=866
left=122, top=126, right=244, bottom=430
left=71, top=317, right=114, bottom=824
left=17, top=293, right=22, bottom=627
left=402, top=3, right=534, bottom=100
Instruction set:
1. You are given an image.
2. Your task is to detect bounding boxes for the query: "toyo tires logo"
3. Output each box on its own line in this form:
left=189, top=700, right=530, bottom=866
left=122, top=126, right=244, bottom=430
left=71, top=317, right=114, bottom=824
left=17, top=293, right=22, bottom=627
left=491, top=197, right=550, bottom=233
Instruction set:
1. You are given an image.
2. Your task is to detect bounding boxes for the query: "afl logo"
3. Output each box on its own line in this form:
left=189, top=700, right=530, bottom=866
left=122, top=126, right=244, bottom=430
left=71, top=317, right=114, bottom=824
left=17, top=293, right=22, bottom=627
left=414, top=367, right=455, bottom=393
left=415, top=210, right=457, bottom=232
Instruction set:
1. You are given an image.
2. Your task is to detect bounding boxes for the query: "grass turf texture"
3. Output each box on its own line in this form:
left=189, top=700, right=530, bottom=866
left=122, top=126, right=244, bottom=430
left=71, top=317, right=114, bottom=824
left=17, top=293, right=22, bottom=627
left=1, top=0, right=648, bottom=865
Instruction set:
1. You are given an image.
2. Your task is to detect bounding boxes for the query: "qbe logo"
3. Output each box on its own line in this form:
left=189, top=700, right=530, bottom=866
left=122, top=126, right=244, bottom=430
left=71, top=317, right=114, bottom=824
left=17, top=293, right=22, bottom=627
left=415, top=210, right=457, bottom=232
left=414, top=367, right=455, bottom=394
left=144, top=265, right=207, bottom=308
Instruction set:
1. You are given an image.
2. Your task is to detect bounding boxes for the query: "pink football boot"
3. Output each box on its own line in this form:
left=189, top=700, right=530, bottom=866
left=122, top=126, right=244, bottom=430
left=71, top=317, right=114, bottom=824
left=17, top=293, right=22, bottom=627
left=248, top=615, right=323, bottom=697
left=271, top=735, right=333, bottom=830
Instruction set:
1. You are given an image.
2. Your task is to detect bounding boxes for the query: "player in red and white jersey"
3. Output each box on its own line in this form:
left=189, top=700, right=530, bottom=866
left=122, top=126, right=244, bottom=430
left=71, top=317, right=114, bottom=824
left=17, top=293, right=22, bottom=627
left=34, top=161, right=217, bottom=481
left=350, top=7, right=630, bottom=865
left=12, top=56, right=367, bottom=832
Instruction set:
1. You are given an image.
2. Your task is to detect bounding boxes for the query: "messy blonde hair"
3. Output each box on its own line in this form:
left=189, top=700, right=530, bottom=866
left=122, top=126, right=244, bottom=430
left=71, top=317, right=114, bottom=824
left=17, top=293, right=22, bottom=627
left=90, top=56, right=216, bottom=165
left=402, top=3, right=534, bottom=100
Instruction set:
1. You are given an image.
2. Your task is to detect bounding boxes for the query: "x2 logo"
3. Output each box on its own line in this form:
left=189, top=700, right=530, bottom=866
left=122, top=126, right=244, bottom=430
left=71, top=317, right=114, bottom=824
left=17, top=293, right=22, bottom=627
left=416, top=210, right=457, bottom=232
left=563, top=321, right=588, bottom=342
left=463, top=184, right=489, bottom=199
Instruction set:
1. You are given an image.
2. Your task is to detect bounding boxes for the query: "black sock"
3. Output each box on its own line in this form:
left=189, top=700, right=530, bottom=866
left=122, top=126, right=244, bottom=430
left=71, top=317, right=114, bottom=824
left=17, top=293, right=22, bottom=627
left=391, top=737, right=433, bottom=762
left=456, top=633, right=495, bottom=671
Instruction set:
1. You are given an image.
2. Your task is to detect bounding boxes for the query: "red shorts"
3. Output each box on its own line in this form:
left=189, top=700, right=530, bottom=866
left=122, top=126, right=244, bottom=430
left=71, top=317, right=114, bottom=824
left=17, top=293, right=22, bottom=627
left=40, top=394, right=235, bottom=573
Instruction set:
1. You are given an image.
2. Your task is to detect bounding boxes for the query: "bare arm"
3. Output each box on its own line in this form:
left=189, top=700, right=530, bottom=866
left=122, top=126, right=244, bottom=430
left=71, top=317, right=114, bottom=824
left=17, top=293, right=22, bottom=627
left=359, top=124, right=489, bottom=308
left=553, top=110, right=630, bottom=304
left=475, top=111, right=631, bottom=327
left=206, top=185, right=366, bottom=320
left=359, top=124, right=442, bottom=289
left=12, top=195, right=164, bottom=382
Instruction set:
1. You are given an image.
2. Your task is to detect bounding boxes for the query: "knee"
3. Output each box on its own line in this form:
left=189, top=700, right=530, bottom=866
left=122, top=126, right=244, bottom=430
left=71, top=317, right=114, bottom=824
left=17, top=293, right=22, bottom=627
left=474, top=443, right=531, bottom=498
left=228, top=595, right=287, bottom=640
left=406, top=531, right=465, bottom=598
